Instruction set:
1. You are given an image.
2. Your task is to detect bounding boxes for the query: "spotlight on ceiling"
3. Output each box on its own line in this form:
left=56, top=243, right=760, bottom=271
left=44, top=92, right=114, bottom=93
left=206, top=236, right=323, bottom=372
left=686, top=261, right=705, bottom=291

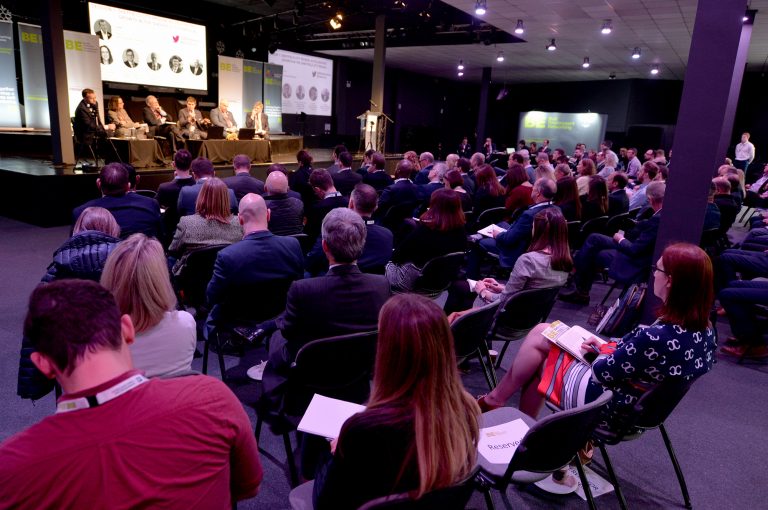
left=651, top=64, right=660, bottom=75
left=546, top=39, right=556, bottom=51
left=609, top=72, right=617, bottom=80
left=514, top=19, right=525, bottom=35
left=632, top=47, right=641, bottom=59
left=329, top=12, right=343, bottom=30
left=582, top=57, right=590, bottom=68
left=458, top=71, right=464, bottom=77
left=394, top=0, right=406, bottom=8
left=474, top=0, right=487, bottom=16
left=496, top=51, right=504, bottom=62
left=601, top=19, right=613, bottom=35
left=457, top=60, right=465, bottom=70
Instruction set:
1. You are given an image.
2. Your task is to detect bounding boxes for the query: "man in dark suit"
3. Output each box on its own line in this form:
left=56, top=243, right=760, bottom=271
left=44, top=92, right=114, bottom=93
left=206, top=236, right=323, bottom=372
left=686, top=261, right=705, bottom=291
left=224, top=154, right=264, bottom=201
left=264, top=171, right=304, bottom=235
left=418, top=162, right=447, bottom=207
left=206, top=194, right=304, bottom=327
left=458, top=137, right=472, bottom=158
left=607, top=172, right=630, bottom=217
left=123, top=49, right=138, bottom=68
left=712, top=176, right=739, bottom=233
left=331, top=152, right=362, bottom=196
left=156, top=149, right=196, bottom=245
left=142, top=95, right=180, bottom=144
left=177, top=96, right=210, bottom=140
left=376, top=159, right=419, bottom=219
left=73, top=88, right=115, bottom=146
left=325, top=144, right=347, bottom=176
left=561, top=181, right=666, bottom=305
left=177, top=158, right=238, bottom=217
left=304, top=169, right=349, bottom=242
left=412, top=152, right=435, bottom=185
left=362, top=152, right=393, bottom=191
left=190, top=60, right=204, bottom=76
left=263, top=207, right=390, bottom=391
left=72, top=164, right=162, bottom=239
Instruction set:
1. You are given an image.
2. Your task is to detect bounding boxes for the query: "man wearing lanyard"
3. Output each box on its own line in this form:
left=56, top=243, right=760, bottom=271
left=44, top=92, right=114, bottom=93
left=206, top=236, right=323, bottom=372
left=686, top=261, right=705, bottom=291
left=0, top=280, right=263, bottom=509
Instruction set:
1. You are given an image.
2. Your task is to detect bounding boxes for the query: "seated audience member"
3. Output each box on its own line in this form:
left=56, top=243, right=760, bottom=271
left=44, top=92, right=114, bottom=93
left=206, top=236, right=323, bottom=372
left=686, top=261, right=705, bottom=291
left=403, top=150, right=421, bottom=173
left=413, top=152, right=435, bottom=185
left=535, top=152, right=555, bottom=180
left=264, top=171, right=304, bottom=235
left=304, top=169, right=349, bottom=241
left=580, top=175, right=609, bottom=222
left=703, top=182, right=722, bottom=231
left=575, top=158, right=597, bottom=195
left=101, top=234, right=196, bottom=378
left=168, top=178, right=243, bottom=271
left=444, top=169, right=473, bottom=212
left=656, top=164, right=669, bottom=182
left=462, top=155, right=480, bottom=194
left=473, top=164, right=506, bottom=215
left=142, top=94, right=181, bottom=143
left=156, top=149, right=196, bottom=246
left=363, top=151, right=394, bottom=192
left=446, top=153, right=460, bottom=170
left=744, top=162, right=768, bottom=208
left=628, top=161, right=659, bottom=211
left=504, top=163, right=534, bottom=214
left=224, top=154, right=265, bottom=200
left=386, top=189, right=467, bottom=292
left=607, top=172, right=630, bottom=217
left=1, top=280, right=262, bottom=508
left=107, top=96, right=147, bottom=138
left=445, top=207, right=571, bottom=316
left=298, top=294, right=479, bottom=509
left=331, top=152, right=362, bottom=196
left=267, top=164, right=302, bottom=199
left=468, top=178, right=557, bottom=279
left=177, top=157, right=238, bottom=217
left=479, top=243, right=716, bottom=425
left=598, top=151, right=618, bottom=179
left=716, top=246, right=768, bottom=289
left=262, top=208, right=390, bottom=397
left=719, top=280, right=768, bottom=358
left=377, top=160, right=419, bottom=218
left=719, top=165, right=745, bottom=206
left=554, top=175, right=581, bottom=222
left=72, top=163, right=162, bottom=239
left=560, top=181, right=666, bottom=305
left=713, top=177, right=739, bottom=233
left=43, top=207, right=121, bottom=283
left=554, top=162, right=572, bottom=179
left=653, top=148, right=667, bottom=165
left=625, top=148, right=642, bottom=179
left=357, top=149, right=375, bottom=176
left=210, top=100, right=238, bottom=132
left=306, top=184, right=394, bottom=275
left=290, top=149, right=315, bottom=204
left=206, top=193, right=304, bottom=327
left=418, top=162, right=447, bottom=207
left=326, top=144, right=349, bottom=175
left=177, top=96, right=211, bottom=140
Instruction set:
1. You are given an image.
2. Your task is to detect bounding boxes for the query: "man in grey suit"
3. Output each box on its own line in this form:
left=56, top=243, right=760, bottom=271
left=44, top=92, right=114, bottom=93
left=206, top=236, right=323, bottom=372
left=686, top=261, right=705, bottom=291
left=210, top=100, right=238, bottom=133
left=177, top=97, right=211, bottom=140
left=177, top=158, right=238, bottom=216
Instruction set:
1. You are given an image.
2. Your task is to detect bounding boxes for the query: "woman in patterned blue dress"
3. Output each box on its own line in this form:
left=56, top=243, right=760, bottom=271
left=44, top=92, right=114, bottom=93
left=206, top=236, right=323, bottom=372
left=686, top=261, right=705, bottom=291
left=479, top=242, right=717, bottom=424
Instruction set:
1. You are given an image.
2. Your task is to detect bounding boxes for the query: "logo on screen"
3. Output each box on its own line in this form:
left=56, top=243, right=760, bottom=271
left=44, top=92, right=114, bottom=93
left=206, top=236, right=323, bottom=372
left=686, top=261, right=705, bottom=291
left=173, top=35, right=179, bottom=43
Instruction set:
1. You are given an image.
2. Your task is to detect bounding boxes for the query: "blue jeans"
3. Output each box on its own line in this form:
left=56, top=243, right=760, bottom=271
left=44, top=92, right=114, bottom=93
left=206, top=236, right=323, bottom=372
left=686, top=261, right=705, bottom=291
left=574, top=233, right=617, bottom=292
left=719, top=280, right=768, bottom=345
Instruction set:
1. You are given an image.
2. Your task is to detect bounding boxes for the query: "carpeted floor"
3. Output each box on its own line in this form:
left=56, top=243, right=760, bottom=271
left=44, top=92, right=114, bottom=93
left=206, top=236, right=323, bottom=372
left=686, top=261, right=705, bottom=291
left=1, top=214, right=766, bottom=509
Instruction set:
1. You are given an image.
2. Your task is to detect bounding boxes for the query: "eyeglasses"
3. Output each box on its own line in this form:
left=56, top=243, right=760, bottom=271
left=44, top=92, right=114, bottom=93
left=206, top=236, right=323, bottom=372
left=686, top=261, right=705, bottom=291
left=651, top=265, right=668, bottom=275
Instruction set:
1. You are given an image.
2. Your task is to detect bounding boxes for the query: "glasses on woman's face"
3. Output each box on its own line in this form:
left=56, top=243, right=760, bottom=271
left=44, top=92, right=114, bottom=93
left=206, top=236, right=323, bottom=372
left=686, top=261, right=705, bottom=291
left=651, top=265, right=668, bottom=276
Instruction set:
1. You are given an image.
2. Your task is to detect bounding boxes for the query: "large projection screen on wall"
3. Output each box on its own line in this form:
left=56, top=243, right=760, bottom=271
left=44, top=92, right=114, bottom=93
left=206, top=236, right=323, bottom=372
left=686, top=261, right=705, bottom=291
left=88, top=2, right=207, bottom=92
left=269, top=49, right=332, bottom=116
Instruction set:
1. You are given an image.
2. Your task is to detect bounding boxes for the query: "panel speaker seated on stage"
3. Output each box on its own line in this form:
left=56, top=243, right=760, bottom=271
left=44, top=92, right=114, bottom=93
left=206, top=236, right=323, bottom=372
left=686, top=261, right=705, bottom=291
left=73, top=88, right=115, bottom=146
left=245, top=101, right=269, bottom=139
left=178, top=96, right=211, bottom=140
left=142, top=95, right=182, bottom=143
left=210, top=100, right=238, bottom=134
left=107, top=96, right=148, bottom=139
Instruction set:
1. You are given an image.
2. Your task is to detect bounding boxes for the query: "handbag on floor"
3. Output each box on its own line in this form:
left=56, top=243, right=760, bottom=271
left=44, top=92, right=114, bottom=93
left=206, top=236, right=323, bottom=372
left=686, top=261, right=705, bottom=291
left=590, top=283, right=647, bottom=337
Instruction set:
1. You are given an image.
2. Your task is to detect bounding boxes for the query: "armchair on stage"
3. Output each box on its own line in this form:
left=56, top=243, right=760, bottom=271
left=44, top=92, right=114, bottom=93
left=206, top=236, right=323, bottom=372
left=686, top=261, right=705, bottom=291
left=357, top=110, right=393, bottom=153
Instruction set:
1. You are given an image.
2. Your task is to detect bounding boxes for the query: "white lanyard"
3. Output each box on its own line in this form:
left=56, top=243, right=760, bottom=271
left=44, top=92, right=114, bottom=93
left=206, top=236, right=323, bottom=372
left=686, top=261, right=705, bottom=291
left=56, top=374, right=149, bottom=414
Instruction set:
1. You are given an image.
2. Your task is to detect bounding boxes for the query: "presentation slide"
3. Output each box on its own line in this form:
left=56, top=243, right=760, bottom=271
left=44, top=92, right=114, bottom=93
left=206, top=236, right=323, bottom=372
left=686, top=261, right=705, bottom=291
left=88, top=2, right=207, bottom=91
left=269, top=49, right=332, bottom=116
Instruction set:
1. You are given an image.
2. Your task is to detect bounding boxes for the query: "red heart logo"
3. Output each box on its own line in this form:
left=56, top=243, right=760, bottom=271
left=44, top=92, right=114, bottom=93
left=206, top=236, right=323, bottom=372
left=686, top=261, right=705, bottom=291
left=172, top=35, right=179, bottom=42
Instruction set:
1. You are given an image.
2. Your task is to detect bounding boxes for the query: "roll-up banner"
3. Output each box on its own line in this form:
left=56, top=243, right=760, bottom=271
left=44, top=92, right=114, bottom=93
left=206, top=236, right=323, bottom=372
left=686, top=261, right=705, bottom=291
left=0, top=21, right=22, bottom=127
left=263, top=63, right=283, bottom=133
left=17, top=23, right=49, bottom=129
left=217, top=55, right=243, bottom=125
left=242, top=59, right=263, bottom=127
left=63, top=30, right=104, bottom=124
left=518, top=111, right=608, bottom=153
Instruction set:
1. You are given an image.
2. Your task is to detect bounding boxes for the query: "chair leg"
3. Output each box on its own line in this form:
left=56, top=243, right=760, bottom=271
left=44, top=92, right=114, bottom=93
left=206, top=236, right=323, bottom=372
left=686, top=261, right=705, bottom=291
left=482, top=489, right=496, bottom=510
left=254, top=416, right=263, bottom=443
left=495, top=340, right=511, bottom=369
left=574, top=461, right=598, bottom=510
left=283, top=432, right=299, bottom=487
left=659, top=423, right=692, bottom=509
left=599, top=282, right=619, bottom=307
left=215, top=332, right=227, bottom=382
left=597, top=443, right=627, bottom=510
left=477, top=349, right=497, bottom=390
left=202, top=335, right=210, bottom=374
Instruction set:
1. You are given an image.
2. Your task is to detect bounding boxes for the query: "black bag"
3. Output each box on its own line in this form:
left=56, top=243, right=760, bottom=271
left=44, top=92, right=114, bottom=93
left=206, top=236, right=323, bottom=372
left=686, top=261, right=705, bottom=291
left=590, top=284, right=647, bottom=337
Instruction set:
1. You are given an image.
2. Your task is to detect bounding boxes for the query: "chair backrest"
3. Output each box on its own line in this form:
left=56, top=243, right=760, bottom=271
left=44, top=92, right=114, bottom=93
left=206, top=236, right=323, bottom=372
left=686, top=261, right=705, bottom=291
left=451, top=300, right=500, bottom=359
left=632, top=378, right=696, bottom=431
left=286, top=232, right=313, bottom=254
left=506, top=391, right=613, bottom=479
left=580, top=215, right=609, bottom=238
left=174, top=243, right=230, bottom=308
left=567, top=221, right=582, bottom=250
left=213, top=277, right=296, bottom=326
left=604, top=212, right=630, bottom=236
left=491, top=287, right=561, bottom=336
left=383, top=201, right=419, bottom=228
left=135, top=189, right=158, bottom=199
left=357, top=469, right=478, bottom=510
left=476, top=206, right=508, bottom=228
left=413, top=251, right=466, bottom=293
left=286, top=330, right=378, bottom=415
left=627, top=206, right=643, bottom=219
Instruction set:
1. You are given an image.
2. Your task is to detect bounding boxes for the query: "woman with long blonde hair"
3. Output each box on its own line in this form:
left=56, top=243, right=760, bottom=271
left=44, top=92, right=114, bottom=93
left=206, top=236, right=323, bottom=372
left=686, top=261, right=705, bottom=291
left=311, top=294, right=480, bottom=509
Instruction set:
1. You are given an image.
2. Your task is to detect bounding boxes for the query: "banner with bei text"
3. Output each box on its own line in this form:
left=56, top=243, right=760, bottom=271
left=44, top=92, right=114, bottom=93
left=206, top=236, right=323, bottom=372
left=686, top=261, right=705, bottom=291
left=63, top=30, right=104, bottom=124
left=217, top=56, right=243, bottom=126
left=17, top=23, right=49, bottom=129
left=263, top=63, right=283, bottom=133
left=0, top=21, right=22, bottom=127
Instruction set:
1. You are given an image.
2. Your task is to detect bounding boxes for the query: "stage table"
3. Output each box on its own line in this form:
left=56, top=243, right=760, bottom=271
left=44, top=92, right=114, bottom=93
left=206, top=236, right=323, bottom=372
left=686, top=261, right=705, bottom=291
left=111, top=138, right=165, bottom=168
left=185, top=139, right=271, bottom=164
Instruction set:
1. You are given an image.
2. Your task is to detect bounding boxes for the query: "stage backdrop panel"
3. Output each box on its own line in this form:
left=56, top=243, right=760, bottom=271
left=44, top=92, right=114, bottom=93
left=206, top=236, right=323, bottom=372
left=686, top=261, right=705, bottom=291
left=263, top=63, right=283, bottom=133
left=64, top=30, right=104, bottom=124
left=0, top=21, right=22, bottom=127
left=269, top=49, right=332, bottom=117
left=17, top=23, right=49, bottom=129
left=217, top=55, right=244, bottom=125
left=242, top=60, right=264, bottom=128
left=518, top=111, right=608, bottom=154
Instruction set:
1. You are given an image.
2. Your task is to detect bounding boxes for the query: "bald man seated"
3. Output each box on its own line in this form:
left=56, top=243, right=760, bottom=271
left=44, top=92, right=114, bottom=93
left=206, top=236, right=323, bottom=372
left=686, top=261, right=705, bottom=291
left=205, top=194, right=305, bottom=328
left=263, top=171, right=304, bottom=236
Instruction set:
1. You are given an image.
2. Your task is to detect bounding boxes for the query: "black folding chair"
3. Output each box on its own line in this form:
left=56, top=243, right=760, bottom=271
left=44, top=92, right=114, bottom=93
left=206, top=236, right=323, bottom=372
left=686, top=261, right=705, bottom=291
left=475, top=391, right=613, bottom=510
left=567, top=220, right=582, bottom=251
left=409, top=251, right=466, bottom=298
left=451, top=300, right=500, bottom=389
left=286, top=232, right=313, bottom=255
left=357, top=469, right=479, bottom=510
left=172, top=243, right=230, bottom=316
left=579, top=215, right=609, bottom=247
left=604, top=212, right=631, bottom=236
left=135, top=189, right=158, bottom=199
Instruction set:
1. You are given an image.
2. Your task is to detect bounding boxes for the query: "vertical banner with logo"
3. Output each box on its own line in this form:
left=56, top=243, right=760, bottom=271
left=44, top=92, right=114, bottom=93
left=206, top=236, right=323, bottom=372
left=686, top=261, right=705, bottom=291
left=263, top=63, right=283, bottom=133
left=0, top=21, right=22, bottom=127
left=17, top=23, right=49, bottom=129
left=217, top=55, right=243, bottom=125
left=242, top=59, right=263, bottom=128
left=63, top=30, right=104, bottom=124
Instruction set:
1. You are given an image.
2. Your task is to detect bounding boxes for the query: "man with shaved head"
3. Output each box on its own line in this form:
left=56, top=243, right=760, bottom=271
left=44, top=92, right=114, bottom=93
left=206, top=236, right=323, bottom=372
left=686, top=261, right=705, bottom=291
left=205, top=193, right=304, bottom=326
left=264, top=171, right=304, bottom=235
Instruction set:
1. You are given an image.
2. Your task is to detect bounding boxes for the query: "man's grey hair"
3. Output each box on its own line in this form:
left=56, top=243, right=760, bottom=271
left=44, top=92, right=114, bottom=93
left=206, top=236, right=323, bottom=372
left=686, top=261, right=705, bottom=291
left=321, top=208, right=367, bottom=263
left=420, top=152, right=434, bottom=164
left=470, top=152, right=485, bottom=167
left=646, top=181, right=666, bottom=203
left=432, top=162, right=448, bottom=181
